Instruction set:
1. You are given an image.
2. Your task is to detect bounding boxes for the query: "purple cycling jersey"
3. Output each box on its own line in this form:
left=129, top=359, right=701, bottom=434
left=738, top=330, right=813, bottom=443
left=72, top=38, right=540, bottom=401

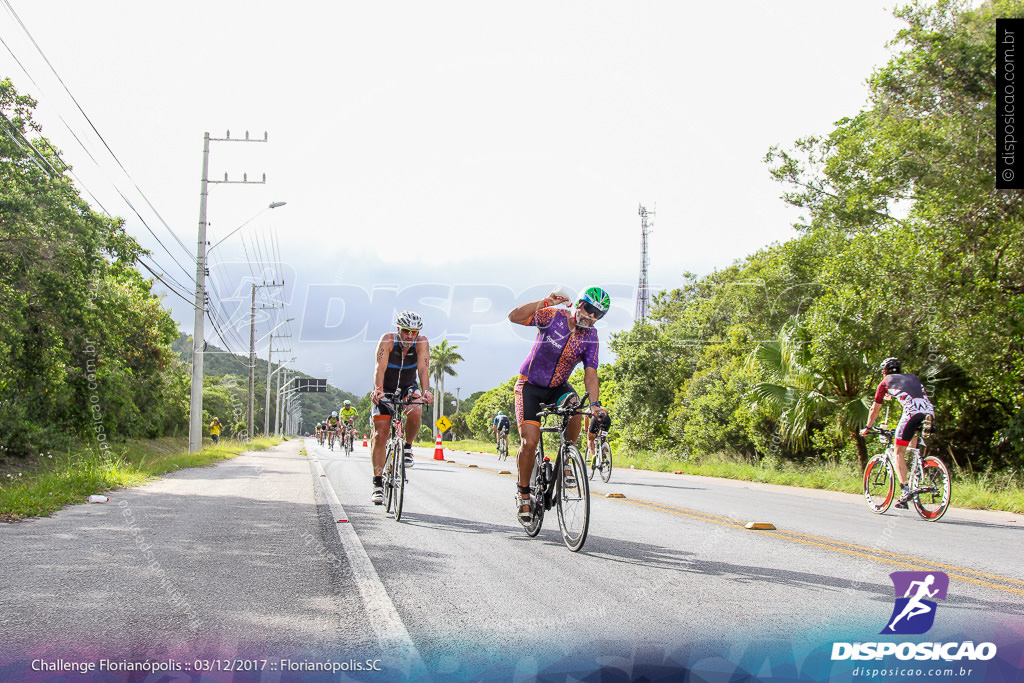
left=518, top=307, right=599, bottom=388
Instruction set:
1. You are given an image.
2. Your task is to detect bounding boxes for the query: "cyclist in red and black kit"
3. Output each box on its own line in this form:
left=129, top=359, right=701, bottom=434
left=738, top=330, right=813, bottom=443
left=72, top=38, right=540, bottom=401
left=860, top=357, right=935, bottom=509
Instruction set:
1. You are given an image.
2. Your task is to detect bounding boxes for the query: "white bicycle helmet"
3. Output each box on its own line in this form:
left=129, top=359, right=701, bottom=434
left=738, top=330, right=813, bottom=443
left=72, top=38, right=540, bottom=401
left=395, top=310, right=423, bottom=330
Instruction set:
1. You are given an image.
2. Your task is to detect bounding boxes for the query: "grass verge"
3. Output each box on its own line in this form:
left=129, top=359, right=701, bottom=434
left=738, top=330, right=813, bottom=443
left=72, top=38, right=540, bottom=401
left=424, top=438, right=1024, bottom=514
left=0, top=436, right=282, bottom=521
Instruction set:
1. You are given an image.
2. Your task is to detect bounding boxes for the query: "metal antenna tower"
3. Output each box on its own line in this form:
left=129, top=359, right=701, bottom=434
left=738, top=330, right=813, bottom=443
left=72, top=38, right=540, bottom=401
left=635, top=203, right=654, bottom=321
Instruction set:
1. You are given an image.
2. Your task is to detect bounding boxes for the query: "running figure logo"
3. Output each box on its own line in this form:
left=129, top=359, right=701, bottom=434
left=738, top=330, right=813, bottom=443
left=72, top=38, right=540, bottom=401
left=881, top=571, right=949, bottom=635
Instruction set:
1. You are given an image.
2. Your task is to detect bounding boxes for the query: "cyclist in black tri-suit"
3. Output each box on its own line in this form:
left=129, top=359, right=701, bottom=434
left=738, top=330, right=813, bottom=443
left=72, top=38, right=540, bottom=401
left=492, top=412, right=511, bottom=447
left=860, top=357, right=935, bottom=509
left=368, top=310, right=434, bottom=505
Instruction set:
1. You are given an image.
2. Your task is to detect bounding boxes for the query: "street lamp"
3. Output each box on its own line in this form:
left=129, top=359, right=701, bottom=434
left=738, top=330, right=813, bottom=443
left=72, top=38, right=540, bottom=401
left=189, top=199, right=287, bottom=453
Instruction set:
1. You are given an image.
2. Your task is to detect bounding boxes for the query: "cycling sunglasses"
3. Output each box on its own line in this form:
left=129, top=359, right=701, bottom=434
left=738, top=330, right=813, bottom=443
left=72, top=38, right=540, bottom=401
left=578, top=301, right=606, bottom=319
left=399, top=327, right=420, bottom=335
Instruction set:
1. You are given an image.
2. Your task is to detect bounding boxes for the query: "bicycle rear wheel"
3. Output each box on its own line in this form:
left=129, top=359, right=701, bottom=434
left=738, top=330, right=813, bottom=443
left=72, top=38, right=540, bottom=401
left=863, top=453, right=895, bottom=514
left=600, top=441, right=612, bottom=483
left=556, top=445, right=590, bottom=552
left=913, top=456, right=951, bottom=521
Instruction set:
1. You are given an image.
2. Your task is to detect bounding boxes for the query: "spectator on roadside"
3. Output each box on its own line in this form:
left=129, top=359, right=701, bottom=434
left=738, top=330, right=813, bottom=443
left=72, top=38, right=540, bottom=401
left=209, top=417, right=222, bottom=445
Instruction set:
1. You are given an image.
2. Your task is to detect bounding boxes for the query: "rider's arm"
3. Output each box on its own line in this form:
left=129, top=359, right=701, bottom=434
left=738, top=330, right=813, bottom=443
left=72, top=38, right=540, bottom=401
left=862, top=401, right=883, bottom=433
left=371, top=333, right=392, bottom=402
left=583, top=366, right=606, bottom=417
left=508, top=289, right=571, bottom=325
left=417, top=336, right=433, bottom=403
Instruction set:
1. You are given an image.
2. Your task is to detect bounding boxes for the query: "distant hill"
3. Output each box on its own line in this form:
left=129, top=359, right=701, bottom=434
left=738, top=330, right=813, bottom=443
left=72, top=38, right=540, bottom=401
left=174, top=332, right=362, bottom=431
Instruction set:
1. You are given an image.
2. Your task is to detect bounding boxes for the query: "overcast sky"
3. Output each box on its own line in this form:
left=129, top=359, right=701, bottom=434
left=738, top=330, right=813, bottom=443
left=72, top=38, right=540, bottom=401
left=1, top=1, right=908, bottom=399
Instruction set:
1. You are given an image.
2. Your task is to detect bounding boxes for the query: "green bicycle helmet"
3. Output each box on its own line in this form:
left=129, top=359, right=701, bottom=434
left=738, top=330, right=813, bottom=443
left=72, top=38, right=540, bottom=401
left=575, top=286, right=611, bottom=327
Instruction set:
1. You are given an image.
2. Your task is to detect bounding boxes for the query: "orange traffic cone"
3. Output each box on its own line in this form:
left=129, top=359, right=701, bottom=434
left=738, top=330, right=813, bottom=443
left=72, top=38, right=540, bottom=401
left=362, top=434, right=368, bottom=447
left=433, top=434, right=444, bottom=460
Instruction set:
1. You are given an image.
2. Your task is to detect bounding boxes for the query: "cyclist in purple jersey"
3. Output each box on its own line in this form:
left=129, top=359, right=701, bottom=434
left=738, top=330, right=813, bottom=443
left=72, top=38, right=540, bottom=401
left=860, top=357, right=935, bottom=508
left=509, top=286, right=611, bottom=522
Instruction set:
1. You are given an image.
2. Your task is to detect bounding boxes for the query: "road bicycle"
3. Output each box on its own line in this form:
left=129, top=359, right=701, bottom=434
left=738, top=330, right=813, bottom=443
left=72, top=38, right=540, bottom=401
left=496, top=430, right=510, bottom=461
left=343, top=424, right=354, bottom=457
left=521, top=393, right=592, bottom=552
left=589, top=428, right=612, bottom=483
left=380, top=390, right=427, bottom=522
left=327, top=426, right=340, bottom=451
left=863, top=425, right=951, bottom=521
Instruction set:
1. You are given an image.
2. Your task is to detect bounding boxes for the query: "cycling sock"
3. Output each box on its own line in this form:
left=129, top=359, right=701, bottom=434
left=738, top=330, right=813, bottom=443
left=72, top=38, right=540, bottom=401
left=373, top=476, right=383, bottom=487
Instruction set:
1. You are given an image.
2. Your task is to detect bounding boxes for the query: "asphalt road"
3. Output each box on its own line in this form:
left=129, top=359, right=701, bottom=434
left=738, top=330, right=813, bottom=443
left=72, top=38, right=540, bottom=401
left=1, top=438, right=1021, bottom=681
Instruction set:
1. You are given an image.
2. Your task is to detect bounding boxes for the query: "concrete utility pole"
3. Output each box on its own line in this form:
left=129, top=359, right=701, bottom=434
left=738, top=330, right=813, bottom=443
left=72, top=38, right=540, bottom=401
left=246, top=284, right=285, bottom=438
left=188, top=130, right=270, bottom=453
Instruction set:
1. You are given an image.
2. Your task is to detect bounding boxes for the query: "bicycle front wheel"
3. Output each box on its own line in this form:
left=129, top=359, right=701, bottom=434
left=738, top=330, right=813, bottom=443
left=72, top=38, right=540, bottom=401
left=913, top=456, right=951, bottom=521
left=600, top=441, right=612, bottom=483
left=392, top=445, right=406, bottom=522
left=556, top=445, right=590, bottom=552
left=383, top=443, right=396, bottom=513
left=863, top=454, right=895, bottom=514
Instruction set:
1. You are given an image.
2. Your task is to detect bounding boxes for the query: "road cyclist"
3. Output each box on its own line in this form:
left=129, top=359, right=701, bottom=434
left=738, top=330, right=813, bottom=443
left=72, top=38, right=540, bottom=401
left=492, top=411, right=511, bottom=460
left=369, top=310, right=434, bottom=505
left=340, top=400, right=359, bottom=455
left=325, top=411, right=342, bottom=450
left=507, top=285, right=611, bottom=526
left=587, top=411, right=613, bottom=482
left=376, top=388, right=429, bottom=521
left=860, top=357, right=936, bottom=510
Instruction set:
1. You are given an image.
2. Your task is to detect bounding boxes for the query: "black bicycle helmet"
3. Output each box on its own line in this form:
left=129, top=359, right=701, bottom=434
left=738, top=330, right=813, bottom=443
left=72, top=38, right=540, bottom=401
left=879, top=357, right=902, bottom=374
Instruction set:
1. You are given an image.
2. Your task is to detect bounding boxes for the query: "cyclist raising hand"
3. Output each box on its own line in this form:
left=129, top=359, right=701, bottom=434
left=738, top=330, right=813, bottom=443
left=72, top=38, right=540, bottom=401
left=860, top=357, right=935, bottom=509
left=508, top=286, right=611, bottom=522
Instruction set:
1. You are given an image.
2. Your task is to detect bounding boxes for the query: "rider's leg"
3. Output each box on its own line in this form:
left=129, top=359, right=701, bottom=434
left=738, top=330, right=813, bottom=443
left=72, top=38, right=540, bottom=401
left=893, top=444, right=910, bottom=486
left=517, top=422, right=540, bottom=489
left=371, top=416, right=391, bottom=477
left=405, top=404, right=422, bottom=447
left=566, top=414, right=583, bottom=443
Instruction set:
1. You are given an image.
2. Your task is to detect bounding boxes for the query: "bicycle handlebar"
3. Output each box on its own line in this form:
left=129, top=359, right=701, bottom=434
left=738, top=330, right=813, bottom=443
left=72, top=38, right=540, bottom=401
left=537, top=392, right=592, bottom=419
left=380, top=390, right=428, bottom=407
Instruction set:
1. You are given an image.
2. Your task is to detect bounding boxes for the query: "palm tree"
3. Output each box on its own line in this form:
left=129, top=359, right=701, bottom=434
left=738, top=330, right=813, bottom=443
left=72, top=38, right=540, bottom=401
left=745, top=318, right=873, bottom=469
left=429, top=340, right=464, bottom=436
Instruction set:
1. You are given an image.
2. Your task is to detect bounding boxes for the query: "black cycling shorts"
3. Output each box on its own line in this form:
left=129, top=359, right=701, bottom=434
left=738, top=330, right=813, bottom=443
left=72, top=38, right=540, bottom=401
left=515, top=378, right=577, bottom=426
left=895, top=412, right=930, bottom=446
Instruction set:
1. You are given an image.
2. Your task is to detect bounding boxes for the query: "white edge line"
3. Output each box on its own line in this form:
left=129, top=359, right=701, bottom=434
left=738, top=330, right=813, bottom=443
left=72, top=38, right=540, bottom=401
left=310, top=454, right=427, bottom=676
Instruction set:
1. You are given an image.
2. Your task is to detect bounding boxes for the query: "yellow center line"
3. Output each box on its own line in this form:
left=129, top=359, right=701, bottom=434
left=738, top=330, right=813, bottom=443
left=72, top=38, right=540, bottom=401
left=612, top=495, right=1024, bottom=598
left=453, top=456, right=1024, bottom=597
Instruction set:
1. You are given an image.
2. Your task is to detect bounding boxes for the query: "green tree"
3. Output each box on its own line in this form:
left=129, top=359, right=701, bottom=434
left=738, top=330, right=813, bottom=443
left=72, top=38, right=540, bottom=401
left=429, top=339, right=464, bottom=433
left=746, top=319, right=873, bottom=468
left=1, top=78, right=184, bottom=455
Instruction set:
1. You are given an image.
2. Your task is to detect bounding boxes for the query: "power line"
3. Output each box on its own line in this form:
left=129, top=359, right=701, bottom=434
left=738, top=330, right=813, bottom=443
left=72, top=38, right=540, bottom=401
left=0, top=0, right=195, bottom=264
